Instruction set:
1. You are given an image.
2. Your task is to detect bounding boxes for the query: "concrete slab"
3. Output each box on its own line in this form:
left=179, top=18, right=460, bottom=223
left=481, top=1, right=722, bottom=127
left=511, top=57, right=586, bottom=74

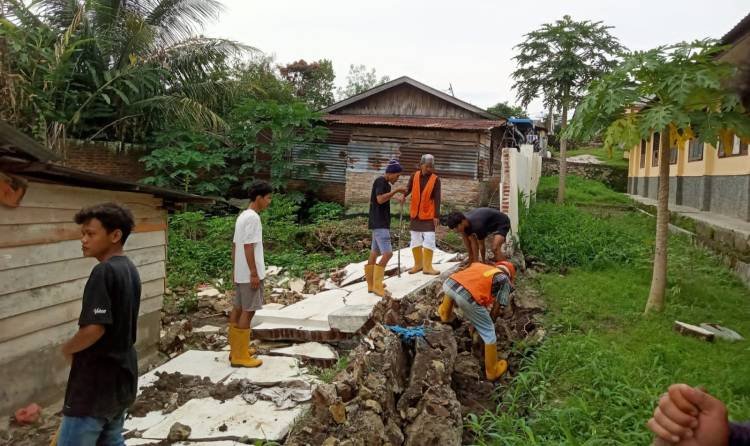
left=329, top=305, right=376, bottom=333
left=227, top=355, right=308, bottom=385
left=125, top=410, right=166, bottom=433
left=193, top=325, right=221, bottom=334
left=270, top=342, right=337, bottom=361
left=139, top=351, right=233, bottom=390
left=139, top=397, right=306, bottom=442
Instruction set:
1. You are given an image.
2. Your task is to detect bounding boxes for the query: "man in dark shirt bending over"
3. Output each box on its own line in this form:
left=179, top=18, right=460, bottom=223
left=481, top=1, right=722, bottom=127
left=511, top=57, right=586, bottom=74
left=56, top=203, right=141, bottom=446
left=446, top=208, right=511, bottom=264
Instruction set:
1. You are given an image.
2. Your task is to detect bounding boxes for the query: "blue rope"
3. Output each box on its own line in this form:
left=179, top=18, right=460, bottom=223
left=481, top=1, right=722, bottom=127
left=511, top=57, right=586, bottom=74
left=384, top=325, right=427, bottom=343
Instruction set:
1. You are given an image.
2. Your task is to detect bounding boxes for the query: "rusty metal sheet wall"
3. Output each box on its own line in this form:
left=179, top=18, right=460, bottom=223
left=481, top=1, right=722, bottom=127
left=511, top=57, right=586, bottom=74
left=346, top=141, right=478, bottom=179
left=292, top=144, right=348, bottom=183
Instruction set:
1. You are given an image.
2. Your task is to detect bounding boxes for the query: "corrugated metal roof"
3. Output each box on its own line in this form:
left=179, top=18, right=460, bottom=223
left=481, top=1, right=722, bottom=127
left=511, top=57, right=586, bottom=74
left=323, top=114, right=505, bottom=131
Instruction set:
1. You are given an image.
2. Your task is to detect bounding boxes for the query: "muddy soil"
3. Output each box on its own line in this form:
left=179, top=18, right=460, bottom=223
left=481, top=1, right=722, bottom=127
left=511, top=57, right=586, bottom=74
left=285, top=273, right=545, bottom=446
left=129, top=372, right=244, bottom=418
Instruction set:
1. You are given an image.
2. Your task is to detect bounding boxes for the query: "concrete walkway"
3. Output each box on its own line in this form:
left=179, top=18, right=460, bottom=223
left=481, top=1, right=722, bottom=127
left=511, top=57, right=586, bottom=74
left=251, top=247, right=460, bottom=341
left=629, top=195, right=750, bottom=237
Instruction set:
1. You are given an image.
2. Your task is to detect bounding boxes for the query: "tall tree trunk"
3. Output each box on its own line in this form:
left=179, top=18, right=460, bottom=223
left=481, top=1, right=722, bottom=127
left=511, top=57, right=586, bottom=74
left=644, top=130, right=671, bottom=314
left=547, top=105, right=554, bottom=134
left=556, top=102, right=569, bottom=204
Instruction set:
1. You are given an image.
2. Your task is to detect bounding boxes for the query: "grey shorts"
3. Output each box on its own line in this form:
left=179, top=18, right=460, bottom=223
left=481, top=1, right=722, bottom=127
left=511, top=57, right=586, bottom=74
left=233, top=281, right=264, bottom=311
left=371, top=228, right=392, bottom=254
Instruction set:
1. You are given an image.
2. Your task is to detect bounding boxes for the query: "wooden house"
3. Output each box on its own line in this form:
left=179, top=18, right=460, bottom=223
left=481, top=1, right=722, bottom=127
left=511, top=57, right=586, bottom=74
left=0, top=121, right=211, bottom=416
left=291, top=76, right=507, bottom=207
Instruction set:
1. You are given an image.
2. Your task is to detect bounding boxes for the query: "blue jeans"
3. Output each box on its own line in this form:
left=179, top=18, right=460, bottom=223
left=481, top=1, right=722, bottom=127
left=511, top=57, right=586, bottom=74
left=371, top=228, right=392, bottom=254
left=443, top=282, right=497, bottom=344
left=57, top=411, right=126, bottom=446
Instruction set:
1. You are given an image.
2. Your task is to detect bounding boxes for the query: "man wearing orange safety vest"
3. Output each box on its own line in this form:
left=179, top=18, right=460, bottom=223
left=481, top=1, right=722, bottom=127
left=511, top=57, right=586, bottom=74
left=437, top=260, right=516, bottom=381
left=404, top=154, right=441, bottom=275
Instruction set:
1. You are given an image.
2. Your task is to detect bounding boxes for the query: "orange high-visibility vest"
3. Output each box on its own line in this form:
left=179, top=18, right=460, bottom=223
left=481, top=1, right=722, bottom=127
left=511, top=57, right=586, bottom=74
left=409, top=171, right=438, bottom=220
left=450, top=262, right=502, bottom=307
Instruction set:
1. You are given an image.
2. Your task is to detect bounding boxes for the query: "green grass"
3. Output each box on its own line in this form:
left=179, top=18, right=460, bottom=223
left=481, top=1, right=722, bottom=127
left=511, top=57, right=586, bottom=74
left=556, top=146, right=630, bottom=168
left=536, top=175, right=632, bottom=206
left=472, top=179, right=750, bottom=445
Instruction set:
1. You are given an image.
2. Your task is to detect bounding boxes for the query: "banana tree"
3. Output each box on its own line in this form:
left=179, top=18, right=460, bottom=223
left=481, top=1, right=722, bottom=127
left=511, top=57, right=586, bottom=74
left=566, top=40, right=750, bottom=313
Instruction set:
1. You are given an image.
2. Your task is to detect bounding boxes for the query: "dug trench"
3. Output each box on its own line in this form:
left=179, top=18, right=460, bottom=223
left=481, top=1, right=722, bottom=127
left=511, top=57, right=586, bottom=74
left=285, top=274, right=546, bottom=446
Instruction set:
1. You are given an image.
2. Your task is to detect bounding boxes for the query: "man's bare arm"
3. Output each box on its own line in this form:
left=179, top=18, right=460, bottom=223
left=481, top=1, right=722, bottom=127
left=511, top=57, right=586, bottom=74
left=243, top=243, right=259, bottom=288
left=62, top=325, right=106, bottom=358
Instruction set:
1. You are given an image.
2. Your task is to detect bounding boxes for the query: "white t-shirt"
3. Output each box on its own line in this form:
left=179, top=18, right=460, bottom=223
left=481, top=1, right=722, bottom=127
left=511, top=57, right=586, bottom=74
left=233, top=209, right=265, bottom=282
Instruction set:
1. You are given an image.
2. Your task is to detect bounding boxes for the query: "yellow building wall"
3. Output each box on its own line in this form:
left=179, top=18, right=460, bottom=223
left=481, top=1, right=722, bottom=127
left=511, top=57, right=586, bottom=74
left=628, top=137, right=750, bottom=178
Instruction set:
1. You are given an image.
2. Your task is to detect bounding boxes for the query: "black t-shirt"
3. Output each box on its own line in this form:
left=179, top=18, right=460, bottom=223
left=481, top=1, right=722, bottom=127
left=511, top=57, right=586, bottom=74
left=369, top=176, right=391, bottom=229
left=63, top=255, right=141, bottom=418
left=465, top=208, right=511, bottom=239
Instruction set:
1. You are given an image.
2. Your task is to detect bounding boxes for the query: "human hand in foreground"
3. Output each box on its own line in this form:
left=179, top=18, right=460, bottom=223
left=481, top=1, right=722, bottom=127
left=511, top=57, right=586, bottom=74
left=648, top=384, right=729, bottom=446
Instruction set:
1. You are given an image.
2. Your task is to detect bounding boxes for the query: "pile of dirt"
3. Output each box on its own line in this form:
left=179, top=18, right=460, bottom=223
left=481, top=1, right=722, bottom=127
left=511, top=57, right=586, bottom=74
left=286, top=272, right=545, bottom=446
left=129, top=372, right=243, bottom=418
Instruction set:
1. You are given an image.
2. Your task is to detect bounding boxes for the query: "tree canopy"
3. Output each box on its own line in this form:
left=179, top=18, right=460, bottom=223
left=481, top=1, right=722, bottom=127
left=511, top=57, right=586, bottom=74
left=487, top=101, right=528, bottom=118
left=337, top=64, right=390, bottom=100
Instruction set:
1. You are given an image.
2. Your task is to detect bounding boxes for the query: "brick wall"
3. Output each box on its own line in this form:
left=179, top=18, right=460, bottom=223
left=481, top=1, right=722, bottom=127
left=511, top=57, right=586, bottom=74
left=60, top=140, right=147, bottom=182
left=345, top=170, right=482, bottom=209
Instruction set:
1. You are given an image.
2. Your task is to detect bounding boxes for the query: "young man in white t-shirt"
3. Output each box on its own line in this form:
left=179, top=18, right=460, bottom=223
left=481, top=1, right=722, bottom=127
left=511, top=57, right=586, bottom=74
left=229, top=181, right=272, bottom=368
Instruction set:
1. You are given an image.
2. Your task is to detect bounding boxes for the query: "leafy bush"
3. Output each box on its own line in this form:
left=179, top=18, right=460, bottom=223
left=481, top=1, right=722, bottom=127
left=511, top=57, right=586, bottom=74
left=308, top=201, right=344, bottom=224
left=519, top=202, right=648, bottom=269
left=167, top=195, right=367, bottom=288
left=167, top=211, right=234, bottom=289
left=141, top=129, right=237, bottom=196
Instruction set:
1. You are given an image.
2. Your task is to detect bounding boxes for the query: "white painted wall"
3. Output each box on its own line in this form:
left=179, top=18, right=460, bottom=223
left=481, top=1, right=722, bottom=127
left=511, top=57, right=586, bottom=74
left=499, top=145, right=542, bottom=247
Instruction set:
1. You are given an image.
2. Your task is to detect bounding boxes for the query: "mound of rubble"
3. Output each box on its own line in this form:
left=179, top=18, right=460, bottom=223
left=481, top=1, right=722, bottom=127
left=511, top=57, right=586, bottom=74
left=285, top=276, right=545, bottom=446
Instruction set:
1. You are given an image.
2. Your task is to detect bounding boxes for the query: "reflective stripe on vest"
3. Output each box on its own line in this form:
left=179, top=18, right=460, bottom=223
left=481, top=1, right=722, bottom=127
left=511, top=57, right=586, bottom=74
left=450, top=262, right=501, bottom=307
left=409, top=171, right=438, bottom=220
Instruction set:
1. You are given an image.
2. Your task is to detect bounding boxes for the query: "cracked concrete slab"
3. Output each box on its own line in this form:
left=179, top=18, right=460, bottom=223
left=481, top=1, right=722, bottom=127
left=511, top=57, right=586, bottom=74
left=252, top=248, right=459, bottom=341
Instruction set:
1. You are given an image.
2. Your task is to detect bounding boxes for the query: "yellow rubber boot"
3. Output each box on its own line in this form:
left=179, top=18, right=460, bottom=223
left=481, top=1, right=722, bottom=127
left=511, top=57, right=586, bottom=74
left=231, top=327, right=262, bottom=368
left=408, top=247, right=423, bottom=274
left=372, top=265, right=386, bottom=297
left=437, top=294, right=454, bottom=322
left=484, top=344, right=508, bottom=381
left=228, top=324, right=256, bottom=361
left=364, top=264, right=374, bottom=293
left=422, top=248, right=439, bottom=275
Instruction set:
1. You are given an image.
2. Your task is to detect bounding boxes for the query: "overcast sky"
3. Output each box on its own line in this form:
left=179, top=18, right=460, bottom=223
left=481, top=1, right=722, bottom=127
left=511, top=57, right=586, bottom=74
left=205, top=1, right=748, bottom=117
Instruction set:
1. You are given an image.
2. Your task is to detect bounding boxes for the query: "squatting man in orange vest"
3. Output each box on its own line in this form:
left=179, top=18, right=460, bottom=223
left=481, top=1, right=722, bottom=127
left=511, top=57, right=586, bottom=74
left=404, top=154, right=441, bottom=275
left=437, top=261, right=517, bottom=381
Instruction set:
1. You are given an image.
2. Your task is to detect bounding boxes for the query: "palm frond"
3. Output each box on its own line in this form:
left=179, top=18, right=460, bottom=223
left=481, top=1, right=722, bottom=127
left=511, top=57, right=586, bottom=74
left=144, top=0, right=223, bottom=47
left=131, top=93, right=227, bottom=130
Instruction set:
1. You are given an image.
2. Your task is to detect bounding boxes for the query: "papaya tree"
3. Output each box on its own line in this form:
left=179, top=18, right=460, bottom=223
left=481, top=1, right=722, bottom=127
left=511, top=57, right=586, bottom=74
left=566, top=40, right=750, bottom=313
left=512, top=15, right=625, bottom=203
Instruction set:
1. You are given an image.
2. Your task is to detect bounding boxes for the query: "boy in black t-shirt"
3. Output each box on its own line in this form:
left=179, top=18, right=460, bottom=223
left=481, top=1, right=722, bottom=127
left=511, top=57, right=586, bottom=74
left=56, top=203, right=140, bottom=446
left=366, top=159, right=406, bottom=297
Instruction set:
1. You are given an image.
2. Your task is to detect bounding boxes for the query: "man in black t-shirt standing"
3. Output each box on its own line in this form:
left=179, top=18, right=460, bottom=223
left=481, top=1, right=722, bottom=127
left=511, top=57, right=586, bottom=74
left=445, top=208, right=511, bottom=264
left=56, top=203, right=141, bottom=446
left=366, top=159, right=406, bottom=297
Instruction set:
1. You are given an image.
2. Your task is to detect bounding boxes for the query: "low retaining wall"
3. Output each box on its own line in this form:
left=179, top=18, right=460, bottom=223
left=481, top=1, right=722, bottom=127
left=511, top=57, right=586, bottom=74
left=542, top=158, right=628, bottom=192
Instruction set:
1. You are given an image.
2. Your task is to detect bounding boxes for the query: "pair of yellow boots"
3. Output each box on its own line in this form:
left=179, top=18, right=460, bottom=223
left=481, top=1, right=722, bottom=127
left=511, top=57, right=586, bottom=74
left=228, top=323, right=262, bottom=368
left=437, top=296, right=508, bottom=381
left=364, top=248, right=440, bottom=296
left=407, top=247, right=440, bottom=275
